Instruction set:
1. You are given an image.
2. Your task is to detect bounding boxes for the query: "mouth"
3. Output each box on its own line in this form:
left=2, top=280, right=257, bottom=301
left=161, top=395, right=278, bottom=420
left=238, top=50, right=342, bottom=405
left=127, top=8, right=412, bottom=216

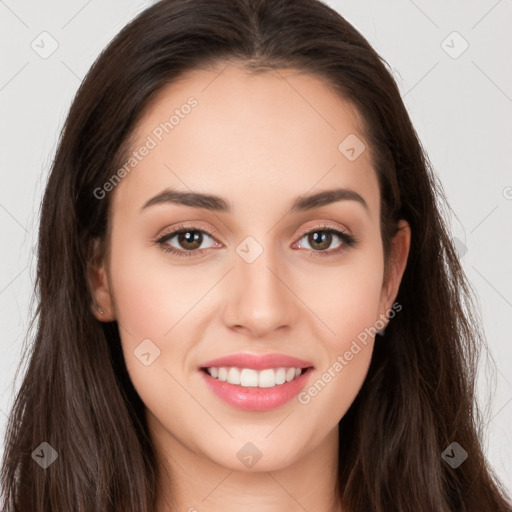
left=198, top=355, right=314, bottom=412
left=199, top=365, right=314, bottom=388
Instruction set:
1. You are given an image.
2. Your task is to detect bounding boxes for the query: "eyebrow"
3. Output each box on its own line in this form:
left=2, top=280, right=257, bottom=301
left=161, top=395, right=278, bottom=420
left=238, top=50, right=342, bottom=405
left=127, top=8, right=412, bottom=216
left=140, top=186, right=368, bottom=214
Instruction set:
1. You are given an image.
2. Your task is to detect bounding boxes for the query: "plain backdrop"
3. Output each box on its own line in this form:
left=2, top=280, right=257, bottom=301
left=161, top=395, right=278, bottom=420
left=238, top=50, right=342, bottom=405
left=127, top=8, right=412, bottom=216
left=1, top=0, right=511, bottom=497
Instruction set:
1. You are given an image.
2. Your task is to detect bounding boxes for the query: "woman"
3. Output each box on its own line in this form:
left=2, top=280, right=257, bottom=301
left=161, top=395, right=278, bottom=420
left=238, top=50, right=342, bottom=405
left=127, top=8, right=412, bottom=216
left=1, top=0, right=510, bottom=511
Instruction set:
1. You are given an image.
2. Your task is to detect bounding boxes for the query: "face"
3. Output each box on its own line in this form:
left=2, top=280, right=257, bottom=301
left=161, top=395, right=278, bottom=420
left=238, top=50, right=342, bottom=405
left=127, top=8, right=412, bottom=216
left=90, top=63, right=410, bottom=472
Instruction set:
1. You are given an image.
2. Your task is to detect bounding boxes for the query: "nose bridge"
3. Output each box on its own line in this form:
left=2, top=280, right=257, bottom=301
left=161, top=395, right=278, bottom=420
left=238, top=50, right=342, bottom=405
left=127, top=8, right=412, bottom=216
left=222, top=234, right=296, bottom=335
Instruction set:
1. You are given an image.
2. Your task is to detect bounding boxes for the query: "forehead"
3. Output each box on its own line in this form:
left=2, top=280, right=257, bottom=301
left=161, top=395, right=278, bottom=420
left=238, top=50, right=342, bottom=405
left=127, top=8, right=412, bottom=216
left=111, top=63, right=379, bottom=221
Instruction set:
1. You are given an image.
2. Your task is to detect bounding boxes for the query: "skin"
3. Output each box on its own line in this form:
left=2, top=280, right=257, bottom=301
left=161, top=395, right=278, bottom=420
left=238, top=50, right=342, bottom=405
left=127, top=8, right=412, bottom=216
left=89, top=62, right=410, bottom=512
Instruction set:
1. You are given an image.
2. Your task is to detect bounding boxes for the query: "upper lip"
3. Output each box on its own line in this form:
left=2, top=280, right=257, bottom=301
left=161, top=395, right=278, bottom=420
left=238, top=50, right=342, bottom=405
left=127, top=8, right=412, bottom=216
left=199, top=352, right=314, bottom=370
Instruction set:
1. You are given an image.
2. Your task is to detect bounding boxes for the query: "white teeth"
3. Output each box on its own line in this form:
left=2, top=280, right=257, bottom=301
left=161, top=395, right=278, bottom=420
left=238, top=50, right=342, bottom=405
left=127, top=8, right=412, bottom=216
left=205, top=366, right=306, bottom=387
left=227, top=367, right=241, bottom=385
left=259, top=369, right=276, bottom=388
left=218, top=367, right=228, bottom=382
left=275, top=368, right=286, bottom=385
left=240, top=368, right=258, bottom=387
left=286, top=368, right=296, bottom=382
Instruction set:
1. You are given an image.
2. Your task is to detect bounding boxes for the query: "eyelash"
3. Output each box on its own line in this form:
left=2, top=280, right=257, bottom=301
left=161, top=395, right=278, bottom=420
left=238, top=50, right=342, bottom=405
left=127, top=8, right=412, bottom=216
left=153, top=224, right=359, bottom=259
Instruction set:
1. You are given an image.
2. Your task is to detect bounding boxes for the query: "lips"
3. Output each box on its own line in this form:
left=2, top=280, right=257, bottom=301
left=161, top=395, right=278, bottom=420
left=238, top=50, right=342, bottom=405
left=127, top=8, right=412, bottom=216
left=199, top=352, right=313, bottom=371
left=198, top=352, right=314, bottom=411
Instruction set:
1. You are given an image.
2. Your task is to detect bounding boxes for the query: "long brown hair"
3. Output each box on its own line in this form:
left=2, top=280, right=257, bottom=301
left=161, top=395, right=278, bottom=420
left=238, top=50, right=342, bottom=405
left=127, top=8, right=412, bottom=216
left=1, top=0, right=510, bottom=510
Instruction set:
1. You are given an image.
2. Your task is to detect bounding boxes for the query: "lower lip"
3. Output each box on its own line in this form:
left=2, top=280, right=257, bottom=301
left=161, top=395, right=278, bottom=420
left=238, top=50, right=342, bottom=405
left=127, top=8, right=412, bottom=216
left=199, top=367, right=313, bottom=411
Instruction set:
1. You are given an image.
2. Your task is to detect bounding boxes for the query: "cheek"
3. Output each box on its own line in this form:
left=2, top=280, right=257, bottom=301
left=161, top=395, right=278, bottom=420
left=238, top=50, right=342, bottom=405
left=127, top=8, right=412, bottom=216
left=297, top=261, right=383, bottom=414
left=297, top=337, right=373, bottom=430
left=108, top=252, right=207, bottom=428
left=294, top=249, right=383, bottom=415
left=109, top=238, right=209, bottom=340
left=106, top=240, right=212, bottom=397
left=301, top=249, right=384, bottom=346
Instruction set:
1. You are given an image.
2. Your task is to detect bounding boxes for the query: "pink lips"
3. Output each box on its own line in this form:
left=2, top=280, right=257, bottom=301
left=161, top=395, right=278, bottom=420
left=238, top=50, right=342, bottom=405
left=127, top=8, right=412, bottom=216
left=198, top=352, right=314, bottom=411
left=199, top=352, right=313, bottom=370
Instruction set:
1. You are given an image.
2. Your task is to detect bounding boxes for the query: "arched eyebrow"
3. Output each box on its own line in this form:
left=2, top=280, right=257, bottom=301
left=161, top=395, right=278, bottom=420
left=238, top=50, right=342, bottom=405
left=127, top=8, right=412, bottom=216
left=140, top=186, right=368, bottom=214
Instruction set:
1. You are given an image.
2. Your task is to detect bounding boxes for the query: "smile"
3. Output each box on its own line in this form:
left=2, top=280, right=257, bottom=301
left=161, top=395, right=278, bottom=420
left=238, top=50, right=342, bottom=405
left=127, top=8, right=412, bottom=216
left=198, top=352, right=314, bottom=411
left=203, top=366, right=305, bottom=387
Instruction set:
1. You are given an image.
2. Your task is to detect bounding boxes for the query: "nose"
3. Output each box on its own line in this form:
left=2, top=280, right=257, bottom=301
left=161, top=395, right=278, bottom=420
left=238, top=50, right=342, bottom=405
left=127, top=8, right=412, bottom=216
left=221, top=243, right=297, bottom=338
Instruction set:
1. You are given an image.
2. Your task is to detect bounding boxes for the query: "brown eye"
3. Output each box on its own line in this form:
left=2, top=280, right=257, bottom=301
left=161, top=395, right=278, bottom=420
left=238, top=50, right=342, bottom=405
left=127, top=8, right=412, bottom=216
left=176, top=230, right=203, bottom=250
left=294, top=227, right=357, bottom=257
left=307, top=231, right=333, bottom=251
left=157, top=228, right=218, bottom=254
left=299, top=229, right=343, bottom=252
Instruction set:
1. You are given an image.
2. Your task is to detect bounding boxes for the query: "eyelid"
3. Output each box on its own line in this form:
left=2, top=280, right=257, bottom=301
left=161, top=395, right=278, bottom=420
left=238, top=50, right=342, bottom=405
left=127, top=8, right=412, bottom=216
left=152, top=221, right=222, bottom=243
left=296, top=220, right=350, bottom=236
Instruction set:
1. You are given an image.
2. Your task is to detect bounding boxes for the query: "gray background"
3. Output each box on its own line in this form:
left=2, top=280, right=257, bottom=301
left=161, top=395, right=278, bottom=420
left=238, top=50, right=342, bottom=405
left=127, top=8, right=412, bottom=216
left=1, top=0, right=511, bottom=495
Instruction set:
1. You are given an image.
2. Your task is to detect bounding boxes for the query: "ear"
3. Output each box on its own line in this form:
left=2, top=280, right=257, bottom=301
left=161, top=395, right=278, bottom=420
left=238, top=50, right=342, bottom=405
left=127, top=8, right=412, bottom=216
left=378, top=219, right=410, bottom=325
left=88, top=237, right=115, bottom=322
